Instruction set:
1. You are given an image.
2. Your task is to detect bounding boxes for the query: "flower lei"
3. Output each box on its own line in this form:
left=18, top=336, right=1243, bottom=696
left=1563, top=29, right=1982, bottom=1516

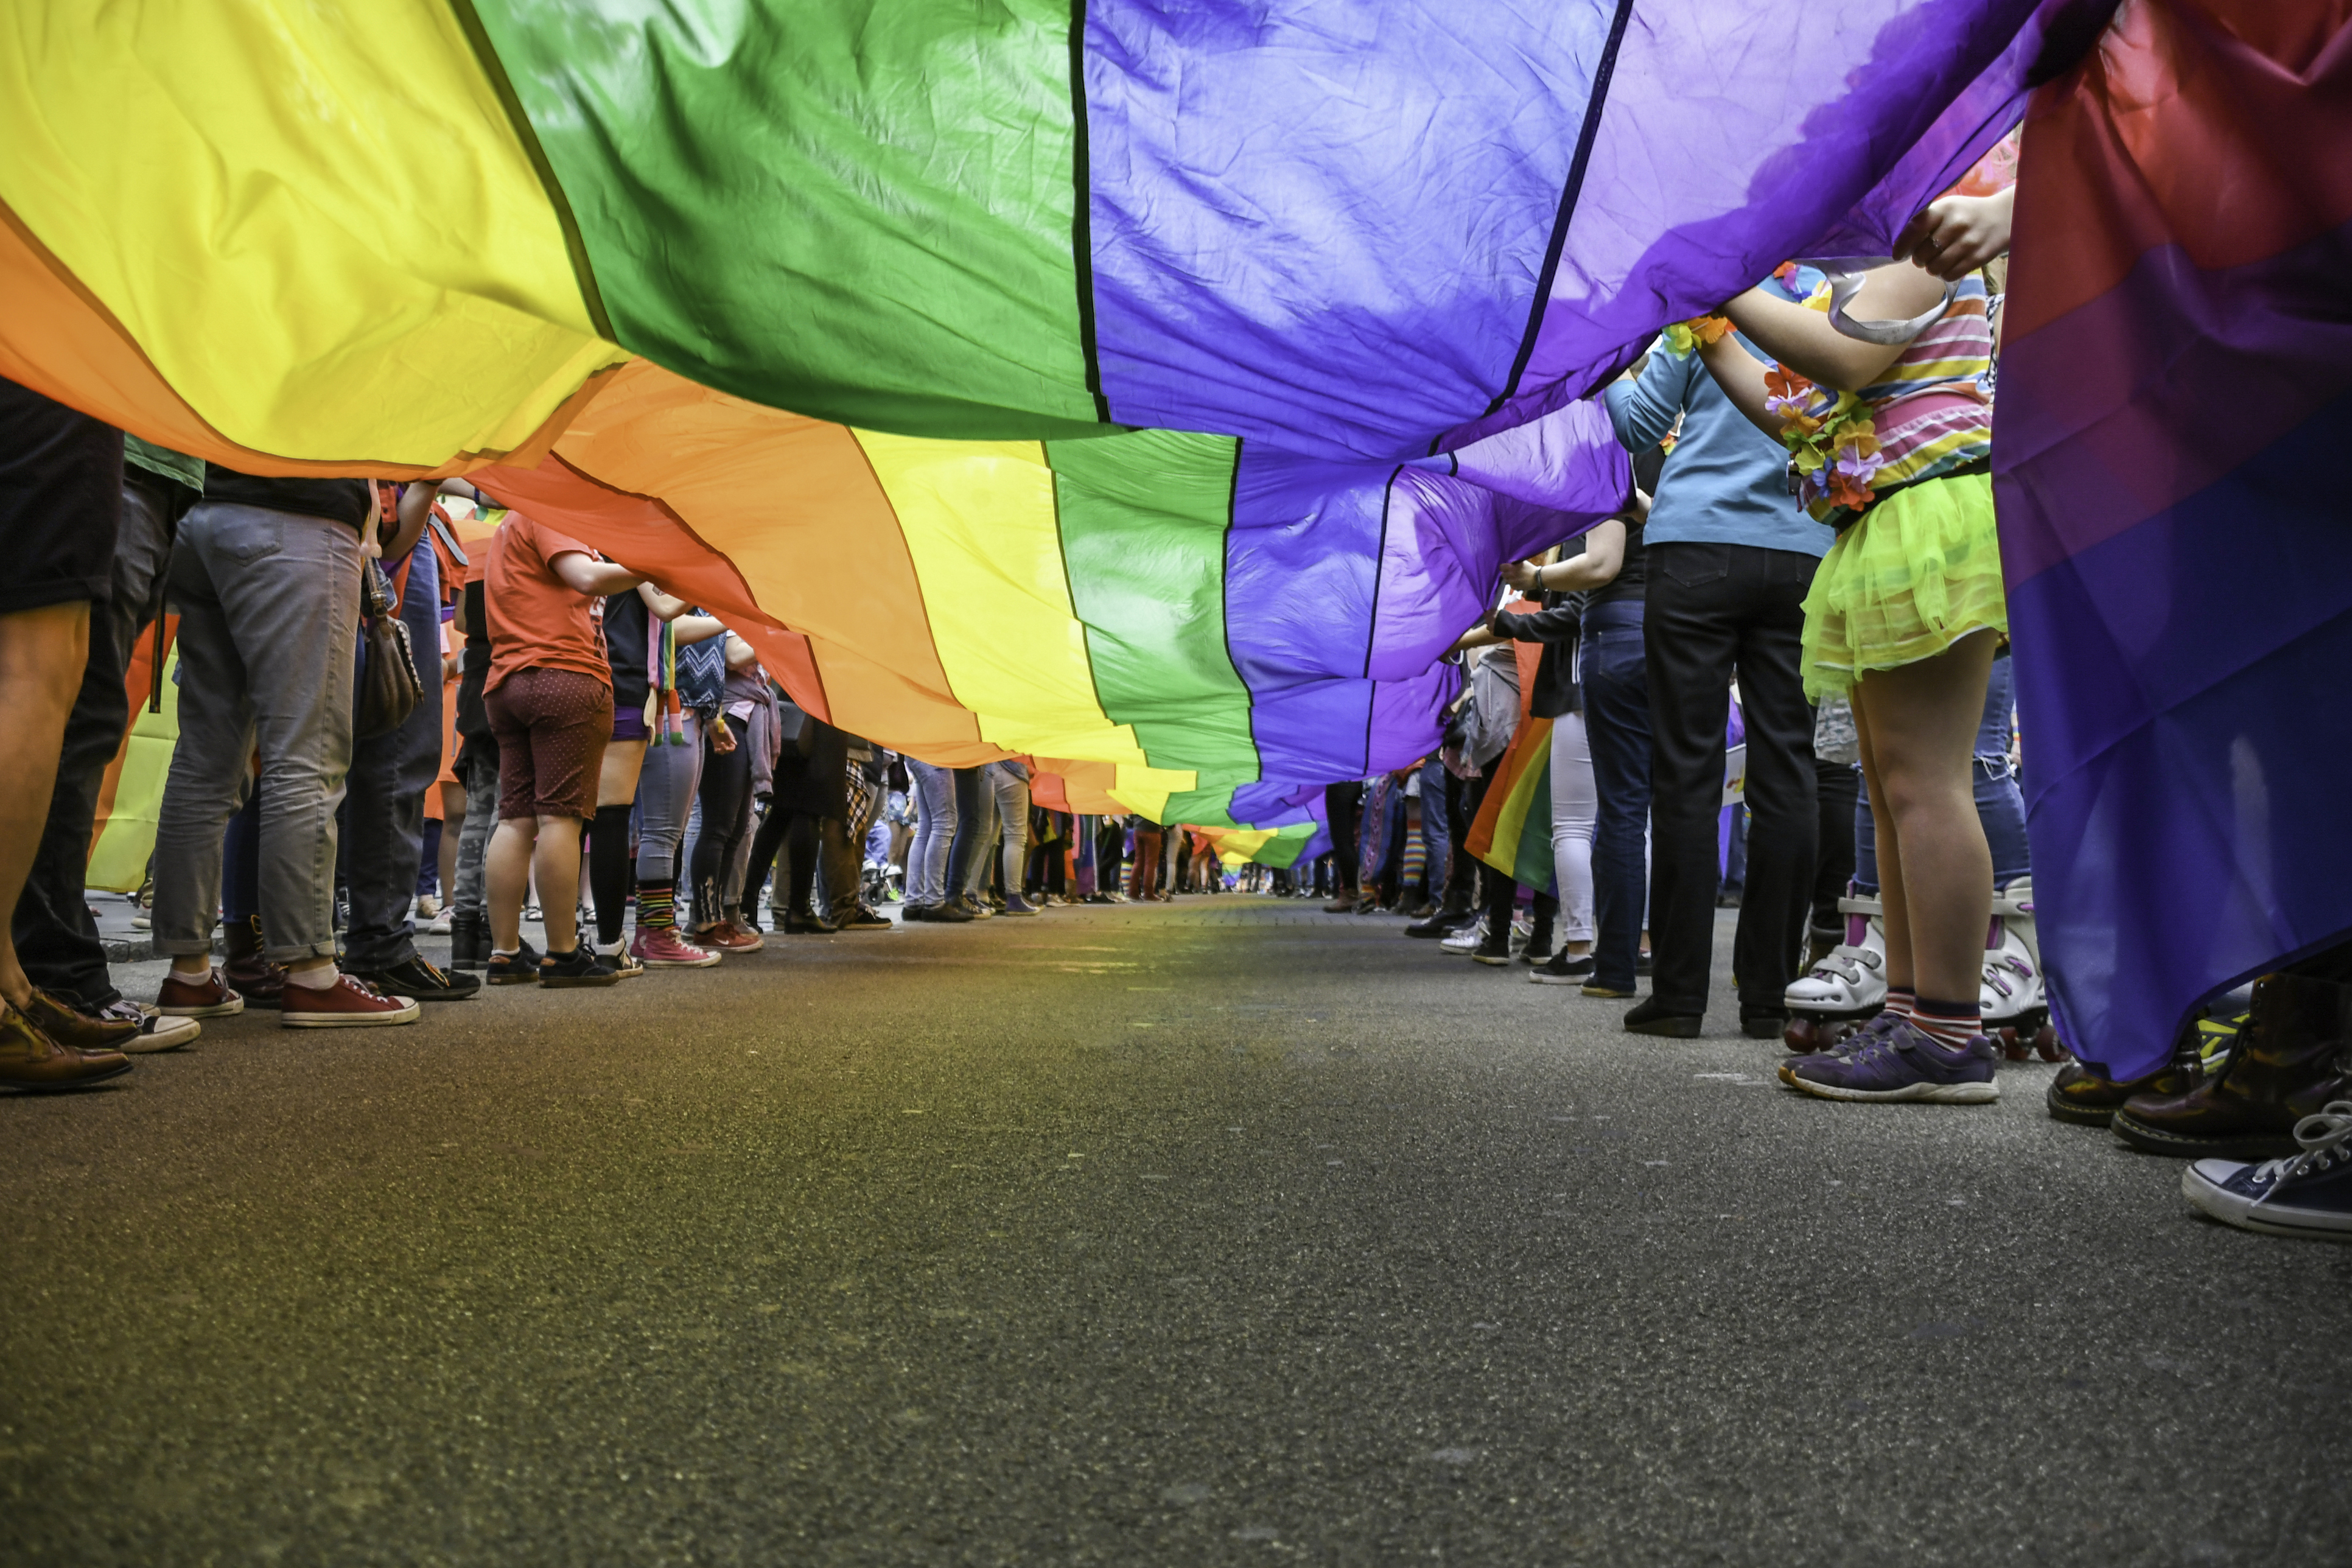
left=1660, top=313, right=1732, bottom=357
left=1766, top=365, right=1883, bottom=516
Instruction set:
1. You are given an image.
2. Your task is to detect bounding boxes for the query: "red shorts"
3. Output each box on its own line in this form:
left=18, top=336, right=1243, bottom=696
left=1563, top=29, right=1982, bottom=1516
left=485, top=667, right=612, bottom=821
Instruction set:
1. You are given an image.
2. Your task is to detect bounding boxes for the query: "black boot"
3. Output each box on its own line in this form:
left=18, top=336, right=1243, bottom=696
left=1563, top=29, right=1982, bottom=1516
left=447, top=909, right=490, bottom=970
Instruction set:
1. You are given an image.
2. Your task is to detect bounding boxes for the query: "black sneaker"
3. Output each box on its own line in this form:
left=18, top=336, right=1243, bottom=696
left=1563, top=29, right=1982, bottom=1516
left=539, top=945, right=619, bottom=988
left=347, top=954, right=482, bottom=1003
left=486, top=940, right=545, bottom=985
left=1531, top=950, right=1597, bottom=986
left=1407, top=906, right=1474, bottom=939
left=931, top=899, right=976, bottom=923
left=1472, top=929, right=1513, bottom=966
left=837, top=905, right=895, bottom=931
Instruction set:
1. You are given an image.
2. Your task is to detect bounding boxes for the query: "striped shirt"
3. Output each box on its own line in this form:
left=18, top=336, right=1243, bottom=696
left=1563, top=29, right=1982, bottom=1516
left=1838, top=276, right=1994, bottom=520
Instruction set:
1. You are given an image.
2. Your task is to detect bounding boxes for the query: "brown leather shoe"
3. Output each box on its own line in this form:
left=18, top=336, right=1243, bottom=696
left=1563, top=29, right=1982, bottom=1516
left=223, top=913, right=287, bottom=1009
left=2112, top=973, right=2350, bottom=1159
left=0, top=999, right=132, bottom=1092
left=2048, top=1058, right=2196, bottom=1127
left=21, top=989, right=141, bottom=1051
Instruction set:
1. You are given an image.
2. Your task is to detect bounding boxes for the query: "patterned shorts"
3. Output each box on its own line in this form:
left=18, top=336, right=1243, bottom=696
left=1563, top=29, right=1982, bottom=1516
left=485, top=667, right=612, bottom=821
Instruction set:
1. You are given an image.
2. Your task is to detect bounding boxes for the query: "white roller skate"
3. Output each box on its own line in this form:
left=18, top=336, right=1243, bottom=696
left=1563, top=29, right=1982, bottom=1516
left=1981, top=878, right=2068, bottom=1062
left=1783, top=892, right=1887, bottom=1053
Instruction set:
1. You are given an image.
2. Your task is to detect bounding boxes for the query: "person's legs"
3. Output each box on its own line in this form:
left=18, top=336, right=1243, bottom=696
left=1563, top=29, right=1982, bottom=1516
left=1581, top=612, right=1652, bottom=993
left=1637, top=544, right=1740, bottom=1021
left=1729, top=547, right=1820, bottom=1019
left=1811, top=753, right=1861, bottom=939
left=436, top=779, right=467, bottom=907
left=630, top=712, right=702, bottom=933
left=994, top=769, right=1031, bottom=898
left=944, top=766, right=988, bottom=903
left=590, top=737, right=647, bottom=948
left=15, top=472, right=173, bottom=1012
left=149, top=512, right=268, bottom=979
left=0, top=603, right=93, bottom=1011
left=1323, top=780, right=1362, bottom=906
left=1417, top=755, right=1453, bottom=902
left=785, top=813, right=821, bottom=917
left=1850, top=630, right=1998, bottom=1007
left=343, top=538, right=444, bottom=973
left=15, top=600, right=133, bottom=1010
left=1548, top=713, right=1598, bottom=954
left=1974, top=653, right=2031, bottom=889
left=689, top=723, right=751, bottom=933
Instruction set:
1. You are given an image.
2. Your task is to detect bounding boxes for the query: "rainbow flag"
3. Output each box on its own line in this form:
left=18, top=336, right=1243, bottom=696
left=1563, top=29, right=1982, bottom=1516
left=1463, top=638, right=1557, bottom=895
left=2, top=0, right=2055, bottom=853
left=1996, top=0, right=2352, bottom=1075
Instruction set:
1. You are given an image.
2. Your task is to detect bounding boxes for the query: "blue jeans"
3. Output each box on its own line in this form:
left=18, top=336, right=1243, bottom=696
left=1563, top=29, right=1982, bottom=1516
left=906, top=759, right=957, bottom=905
left=1581, top=600, right=1653, bottom=992
left=945, top=765, right=992, bottom=899
left=990, top=763, right=1031, bottom=893
left=342, top=537, right=445, bottom=970
left=1855, top=652, right=2030, bottom=894
left=1416, top=755, right=1452, bottom=897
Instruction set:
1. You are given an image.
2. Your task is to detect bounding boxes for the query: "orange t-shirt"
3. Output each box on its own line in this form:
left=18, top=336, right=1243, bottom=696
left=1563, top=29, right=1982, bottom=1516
left=483, top=514, right=611, bottom=693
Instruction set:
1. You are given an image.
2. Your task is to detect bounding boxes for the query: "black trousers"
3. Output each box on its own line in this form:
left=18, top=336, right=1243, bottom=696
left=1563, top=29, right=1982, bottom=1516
left=1323, top=781, right=1362, bottom=892
left=1644, top=542, right=1819, bottom=1013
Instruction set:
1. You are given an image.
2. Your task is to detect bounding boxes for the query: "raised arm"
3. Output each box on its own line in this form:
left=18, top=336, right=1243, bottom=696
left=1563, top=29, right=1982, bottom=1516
left=1718, top=265, right=1946, bottom=392
left=548, top=550, right=645, bottom=598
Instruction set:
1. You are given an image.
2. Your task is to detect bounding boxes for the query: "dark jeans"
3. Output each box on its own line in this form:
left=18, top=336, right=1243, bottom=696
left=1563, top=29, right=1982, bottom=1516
left=1581, top=600, right=1652, bottom=992
left=15, top=470, right=166, bottom=1010
left=341, top=538, right=444, bottom=970
left=1644, top=542, right=1819, bottom=1013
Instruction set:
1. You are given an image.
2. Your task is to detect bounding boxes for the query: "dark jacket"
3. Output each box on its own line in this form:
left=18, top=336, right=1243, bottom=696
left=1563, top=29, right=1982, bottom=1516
left=1491, top=587, right=1582, bottom=719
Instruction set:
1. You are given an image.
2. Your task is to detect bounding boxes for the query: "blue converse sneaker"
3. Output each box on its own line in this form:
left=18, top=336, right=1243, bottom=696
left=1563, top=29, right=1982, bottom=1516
left=1783, top=1018, right=2000, bottom=1104
left=2182, top=1101, right=2352, bottom=1241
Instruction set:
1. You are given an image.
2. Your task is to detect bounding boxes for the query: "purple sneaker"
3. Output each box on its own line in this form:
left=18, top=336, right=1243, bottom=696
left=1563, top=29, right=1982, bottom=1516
left=1784, top=1019, right=2000, bottom=1104
left=1776, top=1010, right=1903, bottom=1087
left=2182, top=1101, right=2352, bottom=1241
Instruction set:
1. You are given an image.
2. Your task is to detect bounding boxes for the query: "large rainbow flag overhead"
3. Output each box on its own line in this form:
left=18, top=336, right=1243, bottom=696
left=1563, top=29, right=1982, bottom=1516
left=0, top=0, right=2056, bottom=839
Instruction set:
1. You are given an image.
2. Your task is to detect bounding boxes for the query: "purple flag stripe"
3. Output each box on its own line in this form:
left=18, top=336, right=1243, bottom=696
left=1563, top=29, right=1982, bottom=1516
left=1995, top=219, right=2352, bottom=585
left=2005, top=391, right=2352, bottom=1075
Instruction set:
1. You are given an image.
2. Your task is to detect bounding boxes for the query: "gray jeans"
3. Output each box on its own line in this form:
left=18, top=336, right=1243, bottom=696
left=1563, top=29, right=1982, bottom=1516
left=153, top=502, right=360, bottom=964
left=634, top=710, right=704, bottom=882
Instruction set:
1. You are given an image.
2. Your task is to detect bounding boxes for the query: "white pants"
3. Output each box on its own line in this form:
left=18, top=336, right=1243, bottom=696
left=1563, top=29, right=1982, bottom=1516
left=1549, top=712, right=1597, bottom=942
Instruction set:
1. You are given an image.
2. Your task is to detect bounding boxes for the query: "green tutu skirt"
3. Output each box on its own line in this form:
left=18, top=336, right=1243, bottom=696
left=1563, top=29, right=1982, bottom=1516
left=1800, top=470, right=2006, bottom=701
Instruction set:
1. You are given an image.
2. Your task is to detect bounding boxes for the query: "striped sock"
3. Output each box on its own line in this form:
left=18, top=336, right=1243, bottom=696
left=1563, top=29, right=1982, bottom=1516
left=1883, top=987, right=1916, bottom=1020
left=638, top=880, right=677, bottom=931
left=1911, top=995, right=1983, bottom=1050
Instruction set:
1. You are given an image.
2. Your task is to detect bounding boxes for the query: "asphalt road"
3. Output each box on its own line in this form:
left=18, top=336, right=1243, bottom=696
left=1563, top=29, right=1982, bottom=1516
left=5, top=898, right=2348, bottom=1567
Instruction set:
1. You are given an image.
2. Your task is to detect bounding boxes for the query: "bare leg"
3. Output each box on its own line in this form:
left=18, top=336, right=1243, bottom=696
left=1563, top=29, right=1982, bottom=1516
left=436, top=781, right=466, bottom=903
left=488, top=817, right=539, bottom=952
left=0, top=603, right=91, bottom=1008
left=533, top=816, right=587, bottom=954
left=597, top=738, right=647, bottom=810
left=1849, top=631, right=1996, bottom=1004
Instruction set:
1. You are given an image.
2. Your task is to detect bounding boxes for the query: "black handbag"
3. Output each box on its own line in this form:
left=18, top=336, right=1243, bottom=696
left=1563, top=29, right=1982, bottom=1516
left=354, top=558, right=424, bottom=739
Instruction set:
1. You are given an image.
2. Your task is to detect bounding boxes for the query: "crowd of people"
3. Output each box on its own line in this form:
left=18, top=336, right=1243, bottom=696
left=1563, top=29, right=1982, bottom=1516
left=4, top=181, right=2344, bottom=1245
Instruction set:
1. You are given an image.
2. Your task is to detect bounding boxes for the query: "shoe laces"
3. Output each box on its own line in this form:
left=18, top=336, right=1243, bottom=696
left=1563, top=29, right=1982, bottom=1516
left=2248, top=1101, right=2352, bottom=1201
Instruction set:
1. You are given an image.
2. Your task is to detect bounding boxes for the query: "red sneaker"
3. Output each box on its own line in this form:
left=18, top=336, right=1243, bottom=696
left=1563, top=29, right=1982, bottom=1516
left=693, top=920, right=763, bottom=954
left=631, top=927, right=721, bottom=968
left=279, top=973, right=421, bottom=1029
left=156, top=967, right=244, bottom=1018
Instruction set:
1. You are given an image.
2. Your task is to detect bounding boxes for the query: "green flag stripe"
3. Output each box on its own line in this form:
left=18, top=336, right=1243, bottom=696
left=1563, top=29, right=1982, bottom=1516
left=472, top=0, right=1102, bottom=437
left=1049, top=429, right=1260, bottom=787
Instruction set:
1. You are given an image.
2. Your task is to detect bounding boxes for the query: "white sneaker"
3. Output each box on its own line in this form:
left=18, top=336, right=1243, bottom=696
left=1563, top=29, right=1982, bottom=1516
left=1441, top=917, right=1487, bottom=955
left=426, top=908, right=454, bottom=935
